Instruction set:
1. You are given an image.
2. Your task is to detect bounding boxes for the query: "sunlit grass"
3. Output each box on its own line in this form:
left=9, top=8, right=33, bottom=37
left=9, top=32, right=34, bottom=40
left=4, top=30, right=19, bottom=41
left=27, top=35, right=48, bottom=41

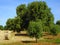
left=0, top=42, right=22, bottom=45
left=40, top=38, right=60, bottom=44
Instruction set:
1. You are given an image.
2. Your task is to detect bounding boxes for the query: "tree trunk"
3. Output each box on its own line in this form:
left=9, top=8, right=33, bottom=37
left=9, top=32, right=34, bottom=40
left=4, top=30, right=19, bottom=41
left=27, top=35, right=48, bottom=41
left=36, top=38, right=38, bottom=43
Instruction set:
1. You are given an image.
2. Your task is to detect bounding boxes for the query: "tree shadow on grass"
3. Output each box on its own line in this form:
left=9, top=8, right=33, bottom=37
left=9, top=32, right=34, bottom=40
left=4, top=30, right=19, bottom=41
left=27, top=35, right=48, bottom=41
left=15, top=34, right=28, bottom=36
left=22, top=41, right=36, bottom=43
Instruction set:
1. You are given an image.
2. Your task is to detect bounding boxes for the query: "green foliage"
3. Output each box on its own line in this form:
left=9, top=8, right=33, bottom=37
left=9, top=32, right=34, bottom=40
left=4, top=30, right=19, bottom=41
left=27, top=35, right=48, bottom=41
left=5, top=18, right=15, bottom=30
left=56, top=20, right=60, bottom=25
left=5, top=16, right=21, bottom=32
left=16, top=4, right=27, bottom=18
left=0, top=25, right=3, bottom=30
left=5, top=1, right=54, bottom=34
left=50, top=25, right=59, bottom=35
left=43, top=26, right=50, bottom=32
left=14, top=16, right=21, bottom=32
left=4, top=26, right=7, bottom=30
left=28, top=19, right=43, bottom=42
left=16, top=4, right=29, bottom=29
left=16, top=1, right=54, bottom=30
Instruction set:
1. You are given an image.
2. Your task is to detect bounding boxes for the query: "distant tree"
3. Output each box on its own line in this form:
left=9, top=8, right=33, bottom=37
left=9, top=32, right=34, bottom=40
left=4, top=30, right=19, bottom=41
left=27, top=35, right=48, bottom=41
left=28, top=20, right=43, bottom=43
left=56, top=20, right=60, bottom=25
left=4, top=26, right=7, bottom=30
left=5, top=16, right=21, bottom=32
left=5, top=18, right=15, bottom=30
left=0, top=25, right=3, bottom=30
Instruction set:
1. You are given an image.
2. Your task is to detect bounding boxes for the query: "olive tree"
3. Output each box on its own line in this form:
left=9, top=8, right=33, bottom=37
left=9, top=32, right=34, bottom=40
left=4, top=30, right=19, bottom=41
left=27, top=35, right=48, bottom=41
left=27, top=20, right=43, bottom=43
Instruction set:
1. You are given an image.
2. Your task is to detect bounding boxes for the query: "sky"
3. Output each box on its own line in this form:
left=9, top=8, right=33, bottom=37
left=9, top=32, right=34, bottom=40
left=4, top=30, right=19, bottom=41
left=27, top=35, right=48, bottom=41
left=0, top=0, right=60, bottom=26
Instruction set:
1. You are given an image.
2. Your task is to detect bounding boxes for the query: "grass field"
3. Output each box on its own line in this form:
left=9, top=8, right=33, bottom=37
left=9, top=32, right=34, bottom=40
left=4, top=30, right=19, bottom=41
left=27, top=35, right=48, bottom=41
left=0, top=41, right=59, bottom=45
left=0, top=38, right=60, bottom=45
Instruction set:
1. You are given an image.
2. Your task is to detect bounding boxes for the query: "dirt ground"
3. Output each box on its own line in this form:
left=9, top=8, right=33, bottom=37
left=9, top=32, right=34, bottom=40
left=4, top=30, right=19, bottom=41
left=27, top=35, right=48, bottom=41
left=0, top=30, right=60, bottom=45
left=0, top=30, right=36, bottom=43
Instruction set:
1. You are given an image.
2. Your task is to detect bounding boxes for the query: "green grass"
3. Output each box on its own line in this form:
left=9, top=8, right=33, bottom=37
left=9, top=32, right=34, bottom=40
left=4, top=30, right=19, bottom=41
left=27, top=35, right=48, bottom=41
left=0, top=38, right=60, bottom=45
left=54, top=38, right=60, bottom=43
left=41, top=38, right=60, bottom=44
left=0, top=42, right=22, bottom=45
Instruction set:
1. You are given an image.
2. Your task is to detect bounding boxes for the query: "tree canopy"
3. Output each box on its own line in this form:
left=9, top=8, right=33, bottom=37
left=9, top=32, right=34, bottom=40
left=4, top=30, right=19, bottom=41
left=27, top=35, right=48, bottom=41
left=5, top=1, right=55, bottom=34
left=16, top=1, right=54, bottom=30
left=5, top=16, right=21, bottom=32
left=27, top=19, right=43, bottom=42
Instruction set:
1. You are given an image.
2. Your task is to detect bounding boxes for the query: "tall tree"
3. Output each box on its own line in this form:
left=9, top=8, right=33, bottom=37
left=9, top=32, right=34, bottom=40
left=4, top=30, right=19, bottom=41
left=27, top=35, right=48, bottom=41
left=28, top=1, right=54, bottom=32
left=16, top=1, right=54, bottom=30
left=5, top=1, right=54, bottom=34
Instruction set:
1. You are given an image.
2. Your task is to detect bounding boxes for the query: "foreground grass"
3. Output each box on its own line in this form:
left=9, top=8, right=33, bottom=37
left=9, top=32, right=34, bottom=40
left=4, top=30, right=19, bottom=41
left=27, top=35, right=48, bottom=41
left=40, top=38, right=60, bottom=44
left=0, top=40, right=59, bottom=45
left=0, top=42, right=22, bottom=45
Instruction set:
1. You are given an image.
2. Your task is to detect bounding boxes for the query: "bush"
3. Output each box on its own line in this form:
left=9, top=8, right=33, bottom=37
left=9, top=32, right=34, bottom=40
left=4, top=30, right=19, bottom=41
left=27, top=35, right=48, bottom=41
left=50, top=25, right=60, bottom=36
